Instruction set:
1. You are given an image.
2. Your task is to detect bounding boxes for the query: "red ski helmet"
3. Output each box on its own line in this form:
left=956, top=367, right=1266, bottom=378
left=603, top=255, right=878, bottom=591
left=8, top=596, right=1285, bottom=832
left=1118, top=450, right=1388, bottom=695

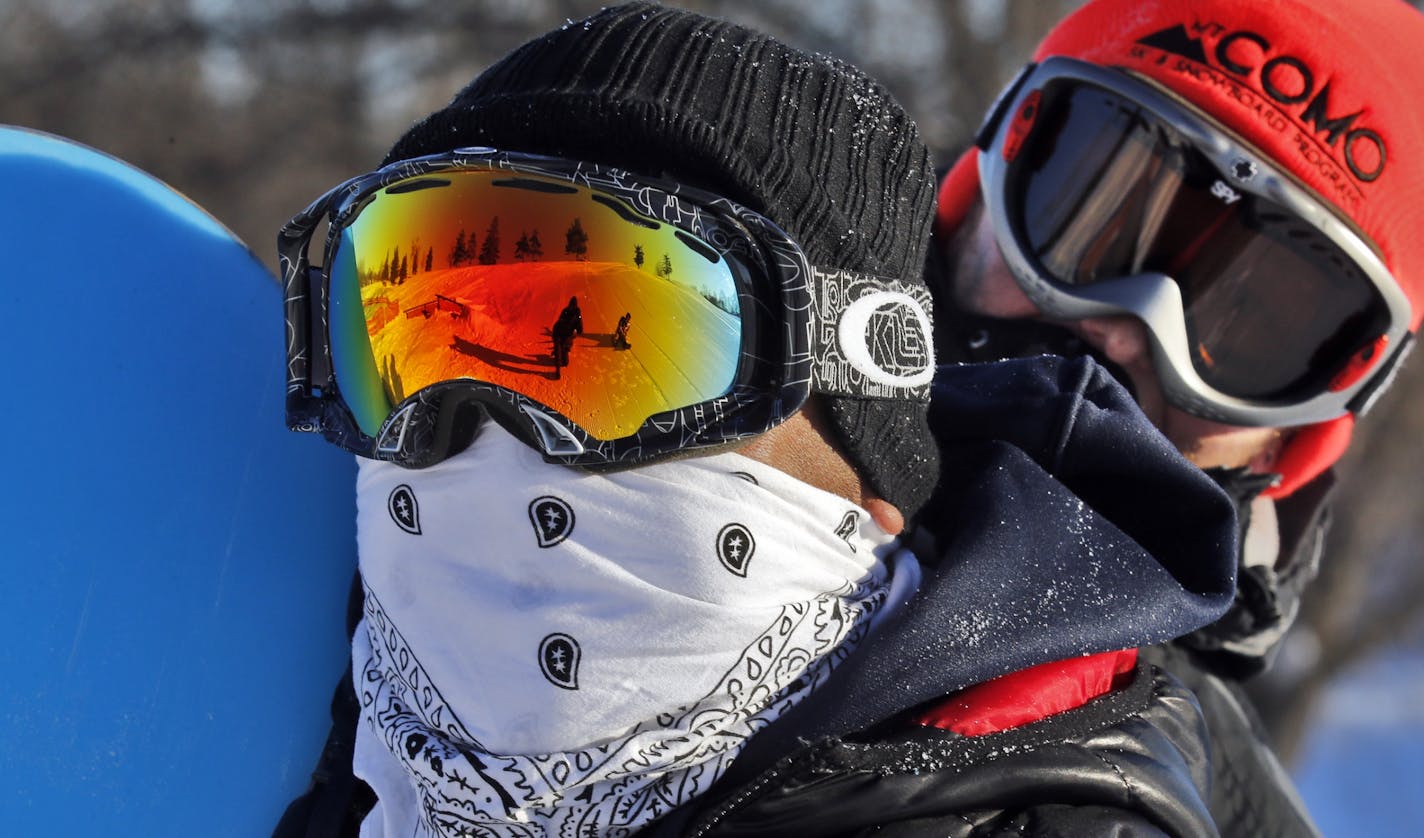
left=937, top=0, right=1424, bottom=497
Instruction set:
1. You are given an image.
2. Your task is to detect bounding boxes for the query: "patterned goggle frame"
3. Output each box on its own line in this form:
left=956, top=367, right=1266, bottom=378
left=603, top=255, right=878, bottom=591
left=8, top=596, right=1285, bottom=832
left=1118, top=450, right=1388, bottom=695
left=977, top=58, right=1414, bottom=428
left=280, top=148, right=933, bottom=468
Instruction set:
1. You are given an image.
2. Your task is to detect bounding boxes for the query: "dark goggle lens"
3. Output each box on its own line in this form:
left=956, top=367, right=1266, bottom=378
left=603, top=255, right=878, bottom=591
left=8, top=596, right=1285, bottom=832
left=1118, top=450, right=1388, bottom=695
left=328, top=171, right=743, bottom=439
left=1007, top=82, right=1391, bottom=401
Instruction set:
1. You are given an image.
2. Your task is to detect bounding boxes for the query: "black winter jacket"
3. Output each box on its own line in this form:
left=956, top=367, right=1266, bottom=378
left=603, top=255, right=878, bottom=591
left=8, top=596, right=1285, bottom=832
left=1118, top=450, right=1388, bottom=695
left=938, top=308, right=1326, bottom=838
left=1137, top=468, right=1334, bottom=838
left=664, top=662, right=1212, bottom=837
left=644, top=356, right=1240, bottom=836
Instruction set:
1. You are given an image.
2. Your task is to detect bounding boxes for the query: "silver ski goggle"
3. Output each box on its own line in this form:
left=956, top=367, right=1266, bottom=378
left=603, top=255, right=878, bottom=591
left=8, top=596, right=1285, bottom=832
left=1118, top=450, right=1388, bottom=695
left=977, top=57, right=1413, bottom=427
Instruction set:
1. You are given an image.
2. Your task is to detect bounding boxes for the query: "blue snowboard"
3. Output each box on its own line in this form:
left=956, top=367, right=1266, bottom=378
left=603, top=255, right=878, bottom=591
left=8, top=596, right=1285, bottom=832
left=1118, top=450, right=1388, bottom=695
left=0, top=126, right=357, bottom=834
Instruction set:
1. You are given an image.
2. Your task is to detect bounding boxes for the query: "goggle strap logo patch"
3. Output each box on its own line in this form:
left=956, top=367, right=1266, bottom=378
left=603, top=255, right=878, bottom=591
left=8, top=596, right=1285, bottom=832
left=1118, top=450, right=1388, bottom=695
left=810, top=269, right=935, bottom=398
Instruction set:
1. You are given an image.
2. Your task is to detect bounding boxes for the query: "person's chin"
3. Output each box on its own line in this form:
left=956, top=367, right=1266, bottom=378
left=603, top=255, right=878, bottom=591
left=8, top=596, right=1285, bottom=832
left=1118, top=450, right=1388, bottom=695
left=1164, top=410, right=1283, bottom=472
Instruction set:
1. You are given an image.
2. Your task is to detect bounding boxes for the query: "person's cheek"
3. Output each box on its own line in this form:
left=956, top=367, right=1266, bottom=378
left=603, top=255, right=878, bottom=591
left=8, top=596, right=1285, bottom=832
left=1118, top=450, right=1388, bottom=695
left=949, top=214, right=1042, bottom=319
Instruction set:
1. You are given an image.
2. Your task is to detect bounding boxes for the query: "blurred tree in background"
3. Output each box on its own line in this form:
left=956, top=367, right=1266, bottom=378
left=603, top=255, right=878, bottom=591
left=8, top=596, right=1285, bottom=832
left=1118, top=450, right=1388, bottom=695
left=3, top=0, right=1422, bottom=768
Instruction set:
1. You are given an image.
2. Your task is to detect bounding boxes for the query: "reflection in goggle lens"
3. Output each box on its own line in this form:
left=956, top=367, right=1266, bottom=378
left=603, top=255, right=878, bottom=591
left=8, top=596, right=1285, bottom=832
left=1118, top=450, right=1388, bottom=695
left=329, top=172, right=743, bottom=439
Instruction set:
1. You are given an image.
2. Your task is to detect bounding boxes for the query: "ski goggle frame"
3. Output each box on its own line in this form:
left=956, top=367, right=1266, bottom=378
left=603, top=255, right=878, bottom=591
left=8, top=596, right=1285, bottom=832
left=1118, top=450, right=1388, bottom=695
left=976, top=57, right=1414, bottom=427
left=280, top=148, right=934, bottom=467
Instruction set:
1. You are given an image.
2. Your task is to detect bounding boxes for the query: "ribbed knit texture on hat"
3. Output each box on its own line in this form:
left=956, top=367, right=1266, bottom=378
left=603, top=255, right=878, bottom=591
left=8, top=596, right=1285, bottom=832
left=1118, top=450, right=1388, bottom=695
left=385, top=2, right=941, bottom=516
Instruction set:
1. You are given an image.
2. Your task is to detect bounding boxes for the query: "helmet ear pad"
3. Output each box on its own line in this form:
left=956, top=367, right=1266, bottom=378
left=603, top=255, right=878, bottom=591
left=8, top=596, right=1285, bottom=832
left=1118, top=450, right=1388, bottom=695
left=1265, top=416, right=1352, bottom=499
left=934, top=150, right=980, bottom=240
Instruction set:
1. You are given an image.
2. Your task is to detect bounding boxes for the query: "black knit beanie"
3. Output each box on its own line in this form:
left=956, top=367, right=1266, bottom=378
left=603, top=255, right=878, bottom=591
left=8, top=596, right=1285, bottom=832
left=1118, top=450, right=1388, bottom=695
left=384, top=1, right=940, bottom=518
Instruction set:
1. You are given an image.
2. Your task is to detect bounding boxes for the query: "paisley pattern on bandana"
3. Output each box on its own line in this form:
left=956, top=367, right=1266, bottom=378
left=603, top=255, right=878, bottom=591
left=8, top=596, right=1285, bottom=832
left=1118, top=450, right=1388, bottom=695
left=350, top=427, right=897, bottom=837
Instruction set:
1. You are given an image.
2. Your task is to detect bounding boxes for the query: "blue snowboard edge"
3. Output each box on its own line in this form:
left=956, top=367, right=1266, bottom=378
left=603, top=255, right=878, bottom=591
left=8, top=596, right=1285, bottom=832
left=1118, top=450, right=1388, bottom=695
left=0, top=125, right=357, bottom=835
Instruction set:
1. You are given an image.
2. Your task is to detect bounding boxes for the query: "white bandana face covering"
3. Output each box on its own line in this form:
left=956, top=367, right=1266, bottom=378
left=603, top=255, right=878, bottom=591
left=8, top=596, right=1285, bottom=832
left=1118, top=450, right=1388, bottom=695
left=351, top=426, right=898, bottom=837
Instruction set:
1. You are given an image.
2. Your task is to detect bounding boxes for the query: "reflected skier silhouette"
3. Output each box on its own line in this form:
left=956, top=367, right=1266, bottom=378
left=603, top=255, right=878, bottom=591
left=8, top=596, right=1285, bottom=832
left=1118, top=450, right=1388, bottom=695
left=550, top=296, right=584, bottom=378
left=613, top=312, right=632, bottom=350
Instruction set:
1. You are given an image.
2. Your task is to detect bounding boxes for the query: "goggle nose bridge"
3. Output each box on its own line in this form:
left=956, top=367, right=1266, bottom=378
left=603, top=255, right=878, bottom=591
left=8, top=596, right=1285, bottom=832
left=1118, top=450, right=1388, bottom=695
left=1056, top=273, right=1191, bottom=347
left=1025, top=272, right=1196, bottom=381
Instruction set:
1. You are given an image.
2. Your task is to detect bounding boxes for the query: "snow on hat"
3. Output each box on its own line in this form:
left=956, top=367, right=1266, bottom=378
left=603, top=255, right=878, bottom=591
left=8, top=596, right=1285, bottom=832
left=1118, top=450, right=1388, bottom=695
left=384, top=2, right=941, bottom=516
left=940, top=0, right=1424, bottom=497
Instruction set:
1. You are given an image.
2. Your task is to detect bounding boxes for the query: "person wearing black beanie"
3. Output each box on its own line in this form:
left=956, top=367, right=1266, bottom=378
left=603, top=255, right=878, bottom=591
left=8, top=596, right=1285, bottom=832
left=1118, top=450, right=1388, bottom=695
left=276, top=4, right=1243, bottom=836
left=381, top=1, right=942, bottom=519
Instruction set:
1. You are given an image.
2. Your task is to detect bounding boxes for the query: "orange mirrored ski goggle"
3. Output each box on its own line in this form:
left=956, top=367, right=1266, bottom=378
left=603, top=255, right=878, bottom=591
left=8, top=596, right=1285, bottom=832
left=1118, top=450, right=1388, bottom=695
left=281, top=148, right=934, bottom=467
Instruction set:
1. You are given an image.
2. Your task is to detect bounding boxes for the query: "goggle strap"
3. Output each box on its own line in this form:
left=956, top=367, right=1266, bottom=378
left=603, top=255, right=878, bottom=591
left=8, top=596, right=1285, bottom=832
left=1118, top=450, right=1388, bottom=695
left=809, top=268, right=935, bottom=400
left=279, top=188, right=339, bottom=403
